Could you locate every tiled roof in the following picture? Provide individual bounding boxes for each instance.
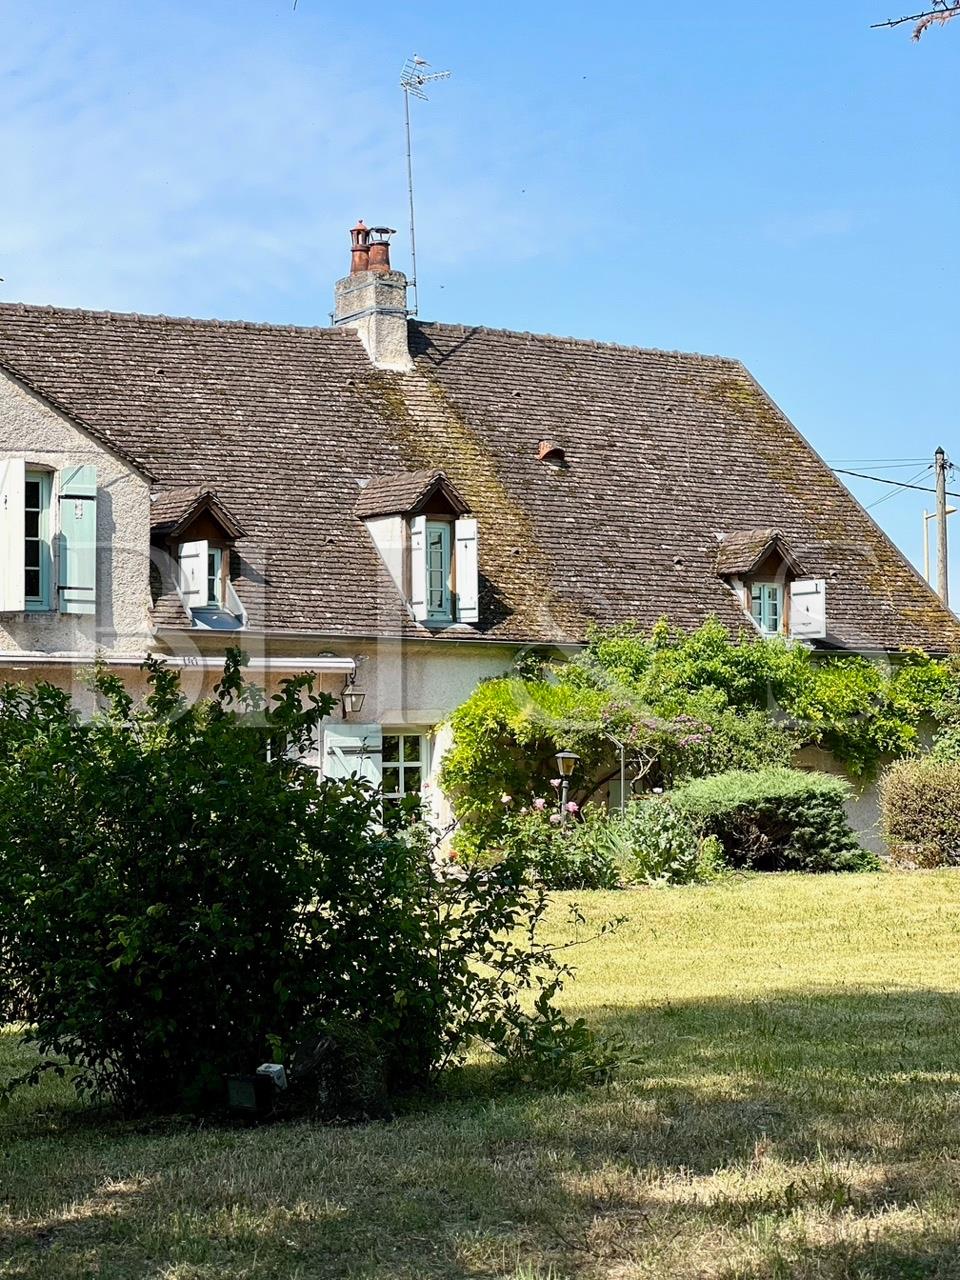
[0,301,956,652]
[716,528,806,577]
[150,484,246,539]
[354,469,470,519]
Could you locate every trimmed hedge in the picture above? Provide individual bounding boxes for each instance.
[671,767,877,872]
[879,758,960,867]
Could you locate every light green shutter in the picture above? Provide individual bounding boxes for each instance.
[0,459,25,613]
[57,465,97,615]
[322,723,383,786]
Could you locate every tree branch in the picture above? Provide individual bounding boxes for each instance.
[872,2,960,37]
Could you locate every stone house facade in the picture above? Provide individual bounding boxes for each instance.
[0,223,956,842]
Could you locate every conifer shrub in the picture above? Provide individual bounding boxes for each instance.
[670,767,877,872]
[879,758,960,867]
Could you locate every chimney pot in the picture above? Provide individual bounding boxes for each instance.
[350,219,370,274]
[368,226,396,274]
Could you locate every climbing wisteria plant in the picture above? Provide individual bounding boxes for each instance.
[440,618,960,853]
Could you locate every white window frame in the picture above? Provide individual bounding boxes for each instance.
[380,731,429,814]
[751,582,782,635]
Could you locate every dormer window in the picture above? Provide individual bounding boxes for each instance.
[150,485,247,630]
[356,469,479,629]
[717,528,825,641]
[750,582,782,636]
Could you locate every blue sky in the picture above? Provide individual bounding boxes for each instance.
[1,1,957,594]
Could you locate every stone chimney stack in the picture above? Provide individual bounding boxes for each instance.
[334,221,413,372]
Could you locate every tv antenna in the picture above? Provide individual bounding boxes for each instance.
[400,54,451,316]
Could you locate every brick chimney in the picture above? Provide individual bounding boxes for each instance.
[333,222,412,372]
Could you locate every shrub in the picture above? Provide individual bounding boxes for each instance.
[493,806,622,890]
[879,758,960,867]
[488,796,718,889]
[670,767,878,872]
[0,654,619,1114]
[576,797,719,886]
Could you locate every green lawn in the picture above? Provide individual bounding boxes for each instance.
[4,871,960,1279]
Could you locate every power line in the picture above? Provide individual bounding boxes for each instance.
[832,467,960,499]
[826,459,929,470]
[865,465,932,510]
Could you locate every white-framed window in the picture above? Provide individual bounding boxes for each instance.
[751,582,782,635]
[207,546,224,606]
[24,470,53,611]
[426,522,452,621]
[381,732,427,817]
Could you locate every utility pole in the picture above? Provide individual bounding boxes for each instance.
[935,446,950,606]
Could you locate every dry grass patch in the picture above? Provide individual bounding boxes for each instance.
[4,870,960,1278]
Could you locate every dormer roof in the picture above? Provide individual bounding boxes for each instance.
[716,528,807,578]
[150,485,246,541]
[354,469,471,520]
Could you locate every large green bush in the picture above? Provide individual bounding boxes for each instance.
[670,767,878,872]
[0,654,616,1114]
[879,758,960,867]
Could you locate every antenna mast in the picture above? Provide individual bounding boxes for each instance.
[400,54,450,317]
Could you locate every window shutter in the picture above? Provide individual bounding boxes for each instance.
[789,578,827,640]
[454,517,479,623]
[57,464,97,615]
[322,723,383,786]
[178,539,207,611]
[409,515,428,621]
[0,459,25,613]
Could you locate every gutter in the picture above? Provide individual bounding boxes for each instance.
[0,651,356,674]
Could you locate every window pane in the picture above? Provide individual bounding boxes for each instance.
[25,568,40,598]
[403,735,422,764]
[24,511,39,539]
[382,764,401,796]
[24,542,40,569]
[382,735,400,763]
[403,767,422,794]
[24,481,40,509]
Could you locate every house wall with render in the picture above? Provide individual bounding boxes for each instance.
[0,370,152,656]
[792,744,884,854]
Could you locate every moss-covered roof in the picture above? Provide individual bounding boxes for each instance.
[0,302,956,652]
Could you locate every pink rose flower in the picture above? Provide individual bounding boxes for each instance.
[565,801,579,814]
[500,793,512,805]
[550,777,562,790]
[549,813,562,825]
[532,797,547,811]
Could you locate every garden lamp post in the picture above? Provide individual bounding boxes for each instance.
[555,750,579,822]
[604,733,627,814]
